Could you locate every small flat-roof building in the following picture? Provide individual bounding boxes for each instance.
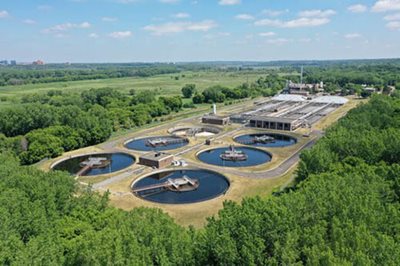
[139,152,174,169]
[202,115,230,126]
[289,89,310,96]
[249,116,300,131]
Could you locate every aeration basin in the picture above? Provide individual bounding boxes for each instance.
[125,136,189,151]
[234,133,297,147]
[52,152,135,176]
[197,146,272,167]
[132,169,229,204]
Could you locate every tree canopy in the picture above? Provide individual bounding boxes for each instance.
[0,88,186,164]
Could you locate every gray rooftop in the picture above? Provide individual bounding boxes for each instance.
[249,116,298,123]
[140,152,173,161]
[203,115,229,120]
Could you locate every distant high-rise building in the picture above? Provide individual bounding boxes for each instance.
[10,60,16,66]
[32,60,45,65]
[0,60,8,66]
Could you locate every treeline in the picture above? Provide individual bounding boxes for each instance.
[1,95,399,264]
[192,74,286,104]
[0,65,180,86]
[0,88,183,164]
[298,95,400,181]
[303,64,400,94]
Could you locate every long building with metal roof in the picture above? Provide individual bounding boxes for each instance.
[231,94,348,131]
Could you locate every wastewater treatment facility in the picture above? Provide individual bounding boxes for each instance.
[48,92,350,208]
[3,0,400,263]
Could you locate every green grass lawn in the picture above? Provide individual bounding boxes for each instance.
[0,70,264,98]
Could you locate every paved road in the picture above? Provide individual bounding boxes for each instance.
[92,166,147,189]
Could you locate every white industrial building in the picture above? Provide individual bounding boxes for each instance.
[232,94,349,131]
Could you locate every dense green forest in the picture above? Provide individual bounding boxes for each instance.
[0,88,182,164]
[192,75,285,104]
[0,64,181,86]
[302,63,400,95]
[1,95,399,264]
[0,74,283,165]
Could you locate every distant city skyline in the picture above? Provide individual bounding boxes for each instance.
[0,0,400,63]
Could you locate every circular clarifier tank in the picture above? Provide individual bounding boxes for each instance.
[52,152,135,176]
[197,146,272,167]
[169,126,221,137]
[132,169,230,204]
[124,136,189,151]
[234,133,297,148]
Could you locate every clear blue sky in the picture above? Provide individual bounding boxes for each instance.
[0,0,399,62]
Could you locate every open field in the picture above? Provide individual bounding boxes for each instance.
[0,70,264,98]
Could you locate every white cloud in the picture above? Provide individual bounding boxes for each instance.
[172,12,190,19]
[219,0,240,6]
[22,19,36,24]
[80,22,91,28]
[298,9,336,18]
[89,33,99,38]
[43,22,91,34]
[255,9,335,28]
[384,12,400,20]
[372,0,400,12]
[258,32,276,37]
[255,17,330,28]
[160,0,180,3]
[254,19,278,27]
[144,20,217,35]
[344,33,362,39]
[109,31,132,38]
[262,9,289,17]
[386,20,400,29]
[266,38,289,45]
[235,14,254,20]
[347,4,368,13]
[203,32,231,39]
[102,17,117,22]
[0,10,9,18]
